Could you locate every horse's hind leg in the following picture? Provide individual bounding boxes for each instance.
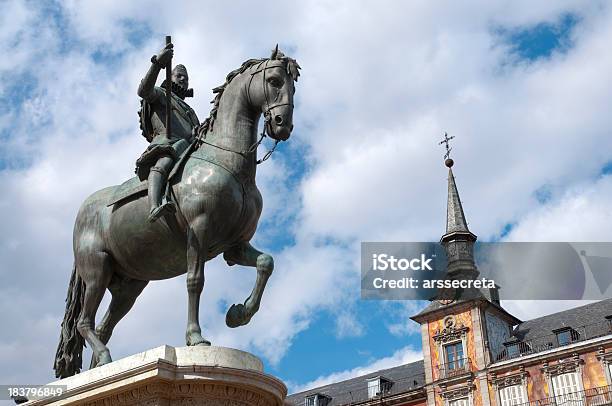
[90,274,148,368]
[223,242,273,327]
[76,251,113,367]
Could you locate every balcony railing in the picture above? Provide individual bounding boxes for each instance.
[436,357,472,379]
[513,385,612,406]
[496,320,612,362]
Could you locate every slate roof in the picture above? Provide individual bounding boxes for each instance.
[285,360,425,405]
[411,291,521,325]
[287,299,612,405]
[444,167,473,235]
[512,299,612,341]
[494,298,612,361]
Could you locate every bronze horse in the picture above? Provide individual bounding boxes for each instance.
[53,48,300,378]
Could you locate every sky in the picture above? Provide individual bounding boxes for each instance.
[1,0,612,398]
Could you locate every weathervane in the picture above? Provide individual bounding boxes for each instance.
[438,132,455,168]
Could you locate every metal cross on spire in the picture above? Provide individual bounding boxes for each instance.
[438,132,455,160]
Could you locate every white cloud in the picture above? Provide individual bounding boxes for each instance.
[385,301,429,337]
[506,175,612,242]
[1,0,612,389]
[502,300,597,321]
[333,309,365,339]
[288,345,422,394]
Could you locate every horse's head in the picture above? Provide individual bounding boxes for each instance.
[247,46,300,141]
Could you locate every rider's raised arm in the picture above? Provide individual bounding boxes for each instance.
[137,43,173,102]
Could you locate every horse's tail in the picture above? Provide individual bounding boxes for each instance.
[53,264,86,378]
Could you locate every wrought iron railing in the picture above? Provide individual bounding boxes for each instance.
[436,357,472,379]
[496,320,612,362]
[513,385,612,406]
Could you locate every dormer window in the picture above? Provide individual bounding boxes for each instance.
[500,340,531,361]
[505,342,520,359]
[554,327,578,346]
[304,393,331,406]
[367,376,393,398]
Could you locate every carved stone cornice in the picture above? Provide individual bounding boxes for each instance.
[83,382,278,406]
[489,368,528,389]
[27,346,285,406]
[541,353,584,377]
[439,382,476,400]
[433,316,469,344]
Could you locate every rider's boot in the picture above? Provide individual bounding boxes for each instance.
[147,167,176,223]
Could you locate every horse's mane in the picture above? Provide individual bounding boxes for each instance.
[197,48,300,137]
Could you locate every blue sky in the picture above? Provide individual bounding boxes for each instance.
[1,0,612,395]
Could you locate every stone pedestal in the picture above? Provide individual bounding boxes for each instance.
[26,345,286,405]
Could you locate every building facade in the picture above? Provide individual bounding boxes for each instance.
[286,160,612,406]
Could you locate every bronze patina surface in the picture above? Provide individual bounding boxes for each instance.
[53,43,300,379]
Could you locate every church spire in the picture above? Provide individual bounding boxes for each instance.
[438,134,478,280]
[442,159,476,239]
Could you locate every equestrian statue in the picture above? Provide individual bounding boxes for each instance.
[53,39,300,378]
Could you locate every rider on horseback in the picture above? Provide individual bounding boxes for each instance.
[136,42,200,222]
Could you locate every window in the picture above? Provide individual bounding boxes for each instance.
[444,342,465,370]
[505,343,520,359]
[305,394,331,406]
[367,377,392,398]
[449,397,469,406]
[500,341,532,361]
[499,385,527,406]
[554,328,578,346]
[551,372,582,403]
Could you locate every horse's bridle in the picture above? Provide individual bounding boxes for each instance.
[248,59,294,119]
[197,59,291,164]
[245,59,293,163]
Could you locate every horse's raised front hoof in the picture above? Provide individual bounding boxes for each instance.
[226,303,250,328]
[186,331,211,346]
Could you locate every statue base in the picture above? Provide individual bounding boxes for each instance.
[26,345,287,406]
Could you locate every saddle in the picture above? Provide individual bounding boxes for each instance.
[106,139,195,207]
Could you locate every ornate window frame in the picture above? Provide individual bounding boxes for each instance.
[439,382,476,406]
[541,353,585,397]
[489,368,529,406]
[434,316,470,344]
[434,316,470,375]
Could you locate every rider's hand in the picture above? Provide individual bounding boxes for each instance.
[156,43,174,67]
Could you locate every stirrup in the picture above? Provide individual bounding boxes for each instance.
[148,201,176,223]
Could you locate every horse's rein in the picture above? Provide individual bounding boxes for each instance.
[196,59,289,164]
